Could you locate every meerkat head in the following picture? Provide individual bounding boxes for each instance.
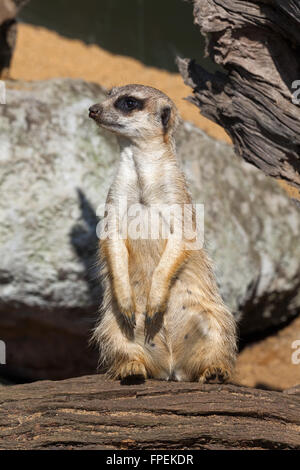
[89,84,179,144]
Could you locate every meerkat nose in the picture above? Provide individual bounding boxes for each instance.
[89,104,102,119]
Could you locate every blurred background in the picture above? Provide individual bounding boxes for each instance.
[10,0,228,141]
[20,0,217,73]
[0,0,299,391]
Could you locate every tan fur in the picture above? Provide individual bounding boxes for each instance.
[89,84,237,383]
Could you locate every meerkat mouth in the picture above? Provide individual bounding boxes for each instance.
[100,120,124,128]
[89,113,124,129]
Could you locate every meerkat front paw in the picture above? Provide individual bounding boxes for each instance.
[144,307,164,343]
[144,284,168,343]
[118,360,147,380]
[120,306,136,331]
[116,295,136,332]
[198,366,231,384]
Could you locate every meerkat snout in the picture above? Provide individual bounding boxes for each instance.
[89,84,179,142]
[89,104,103,119]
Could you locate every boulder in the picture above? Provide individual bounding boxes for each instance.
[0,78,299,381]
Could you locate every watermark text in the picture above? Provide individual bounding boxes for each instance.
[0,340,6,365]
[291,340,300,365]
[0,81,6,105]
[292,80,300,104]
[96,202,204,250]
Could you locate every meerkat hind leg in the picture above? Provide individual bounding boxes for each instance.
[195,321,235,384]
[169,304,236,384]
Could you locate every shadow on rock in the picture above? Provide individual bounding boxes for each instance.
[70,188,102,306]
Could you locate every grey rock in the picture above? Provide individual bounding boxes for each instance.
[0,78,299,380]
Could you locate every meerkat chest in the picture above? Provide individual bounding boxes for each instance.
[111,146,187,241]
[116,163,179,206]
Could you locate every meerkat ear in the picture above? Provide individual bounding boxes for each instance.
[161,106,171,132]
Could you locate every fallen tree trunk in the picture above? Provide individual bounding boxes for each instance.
[0,375,299,450]
[178,0,300,195]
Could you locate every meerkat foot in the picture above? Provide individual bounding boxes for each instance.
[118,360,147,380]
[198,366,230,384]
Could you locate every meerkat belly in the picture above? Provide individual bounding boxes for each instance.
[127,236,173,380]
[128,238,165,310]
[125,201,166,309]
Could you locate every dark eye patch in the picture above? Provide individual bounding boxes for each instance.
[114,95,145,114]
[161,106,171,132]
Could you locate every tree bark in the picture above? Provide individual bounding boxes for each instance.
[178,0,300,193]
[0,0,30,77]
[0,375,299,450]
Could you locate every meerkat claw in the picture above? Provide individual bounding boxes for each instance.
[130,312,136,327]
[122,311,136,331]
[144,311,161,343]
[199,367,231,384]
[144,315,153,343]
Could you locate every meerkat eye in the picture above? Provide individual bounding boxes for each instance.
[114,96,144,113]
[125,98,138,109]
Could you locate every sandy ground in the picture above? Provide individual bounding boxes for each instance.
[7,23,300,390]
[236,316,300,390]
[10,24,230,143]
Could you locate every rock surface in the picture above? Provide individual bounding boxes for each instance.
[0,78,299,380]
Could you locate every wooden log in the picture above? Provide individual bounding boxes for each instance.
[178,0,300,193]
[0,0,30,77]
[0,375,299,450]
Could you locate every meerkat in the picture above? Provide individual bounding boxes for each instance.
[89,84,237,383]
